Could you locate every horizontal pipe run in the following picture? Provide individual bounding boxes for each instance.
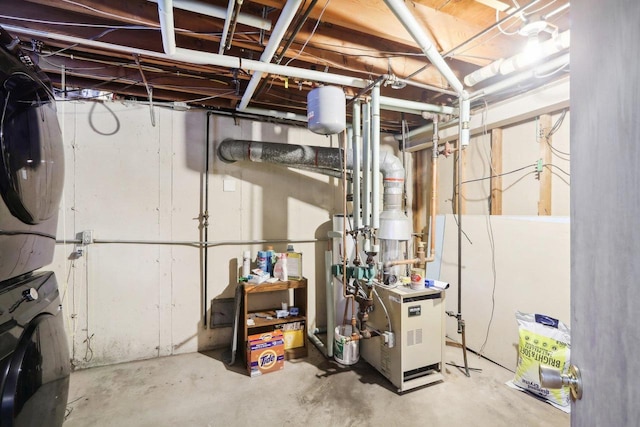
[384,257,420,268]
[379,96,457,116]
[147,0,272,30]
[395,78,458,97]
[464,30,570,87]
[55,238,328,246]
[241,107,307,122]
[470,53,570,100]
[2,25,370,89]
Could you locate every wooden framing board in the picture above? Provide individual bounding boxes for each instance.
[538,114,553,215]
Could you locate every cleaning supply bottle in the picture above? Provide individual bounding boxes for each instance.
[273,253,288,281]
[266,246,275,276]
[256,250,268,273]
[242,250,251,278]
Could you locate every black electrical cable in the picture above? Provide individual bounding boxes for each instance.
[478,213,497,356]
[544,163,570,177]
[460,163,536,185]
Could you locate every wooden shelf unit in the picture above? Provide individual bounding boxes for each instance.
[242,278,308,360]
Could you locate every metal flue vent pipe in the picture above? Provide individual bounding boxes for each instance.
[218,138,410,243]
[218,139,404,181]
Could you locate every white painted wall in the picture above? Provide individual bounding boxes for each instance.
[439,215,570,371]
[52,101,343,368]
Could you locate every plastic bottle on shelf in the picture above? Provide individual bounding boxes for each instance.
[266,246,275,276]
[273,253,288,281]
[242,250,251,278]
[256,250,268,273]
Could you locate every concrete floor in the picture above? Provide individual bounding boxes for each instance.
[64,344,570,427]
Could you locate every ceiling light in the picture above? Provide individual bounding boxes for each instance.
[518,19,548,37]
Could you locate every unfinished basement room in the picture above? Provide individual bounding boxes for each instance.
[1,0,638,426]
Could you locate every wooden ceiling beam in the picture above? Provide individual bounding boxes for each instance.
[251,0,519,66]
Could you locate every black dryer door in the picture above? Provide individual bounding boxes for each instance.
[0,313,70,427]
[0,71,64,225]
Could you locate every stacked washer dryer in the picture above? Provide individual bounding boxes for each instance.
[0,27,70,426]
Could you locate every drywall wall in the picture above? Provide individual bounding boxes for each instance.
[439,214,570,371]
[51,101,344,368]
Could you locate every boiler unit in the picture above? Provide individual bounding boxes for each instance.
[360,285,445,392]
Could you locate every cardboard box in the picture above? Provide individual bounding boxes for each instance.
[246,330,284,377]
[283,329,305,350]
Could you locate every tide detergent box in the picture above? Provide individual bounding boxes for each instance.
[246,330,285,377]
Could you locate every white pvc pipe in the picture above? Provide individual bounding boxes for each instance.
[325,250,334,357]
[219,0,236,54]
[499,30,570,75]
[2,25,370,89]
[157,0,176,55]
[379,96,457,116]
[352,100,362,230]
[173,47,369,87]
[238,0,302,111]
[396,78,458,96]
[460,98,470,147]
[147,0,272,30]
[362,102,371,228]
[464,30,570,87]
[383,0,465,96]
[371,83,381,230]
[241,107,307,122]
[470,53,570,100]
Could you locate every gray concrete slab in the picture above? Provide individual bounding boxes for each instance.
[64,344,569,426]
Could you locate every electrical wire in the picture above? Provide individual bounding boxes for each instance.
[496,9,520,36]
[0,15,156,31]
[284,0,331,66]
[460,163,536,185]
[38,27,120,57]
[478,213,497,356]
[546,168,570,186]
[544,163,570,176]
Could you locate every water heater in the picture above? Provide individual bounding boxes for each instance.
[307,86,346,135]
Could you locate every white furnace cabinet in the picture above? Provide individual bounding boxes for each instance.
[361,286,445,392]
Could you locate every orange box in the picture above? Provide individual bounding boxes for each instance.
[246,330,285,377]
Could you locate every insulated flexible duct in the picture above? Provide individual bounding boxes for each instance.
[218,139,404,181]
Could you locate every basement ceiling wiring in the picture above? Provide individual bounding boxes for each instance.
[284,0,331,67]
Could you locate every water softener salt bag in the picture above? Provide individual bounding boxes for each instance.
[512,311,571,408]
